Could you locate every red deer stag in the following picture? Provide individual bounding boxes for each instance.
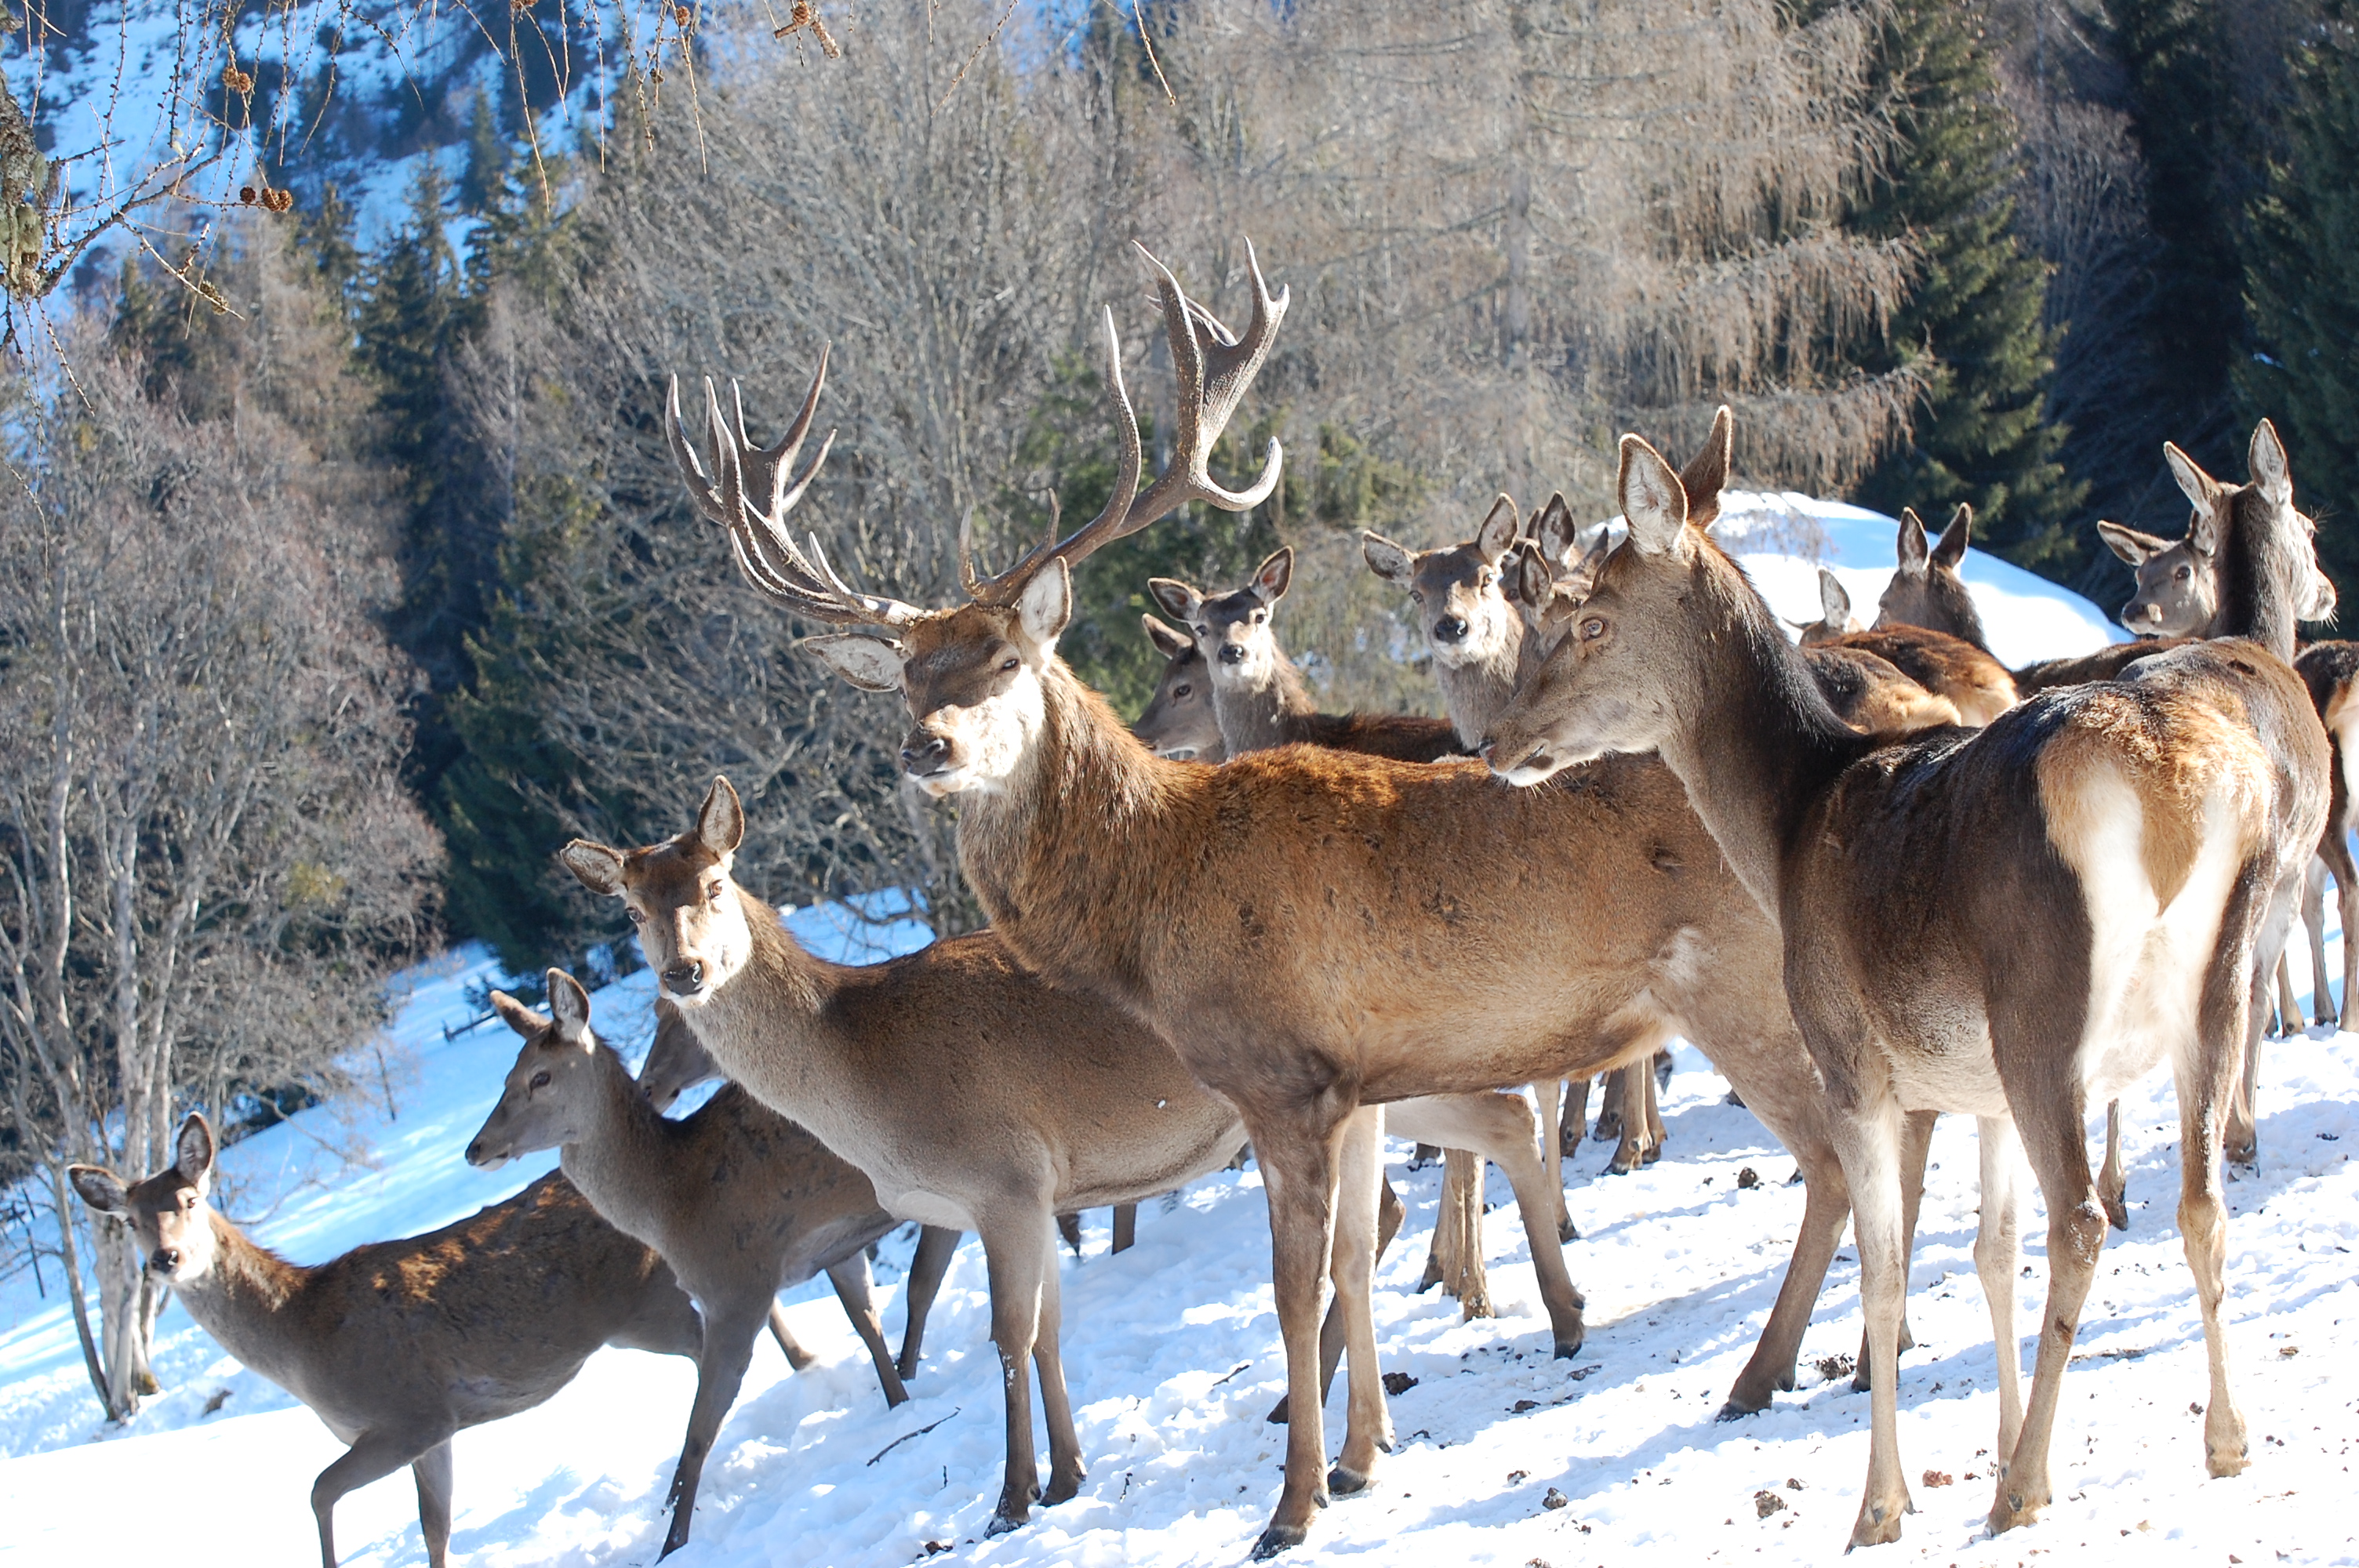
[673,243,1948,1555]
[1483,430,2325,1548]
[70,1118,706,1568]
[466,974,939,1555]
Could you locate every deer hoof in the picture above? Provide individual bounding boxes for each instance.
[2103,1192,2130,1232]
[1553,1332,1584,1360]
[1329,1463,1373,1495]
[1044,1467,1084,1507]
[1264,1392,1292,1425]
[658,1523,691,1560]
[1847,1496,1907,1549]
[1714,1396,1762,1422]
[1558,1217,1580,1243]
[1252,1523,1309,1559]
[1986,1486,2042,1534]
[985,1511,1027,1538]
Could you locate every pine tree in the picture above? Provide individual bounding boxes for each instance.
[2240,2,2359,600]
[457,93,513,217]
[296,183,365,325]
[1847,0,2084,572]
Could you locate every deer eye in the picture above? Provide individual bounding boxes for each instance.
[625,907,645,925]
[1479,571,1494,587]
[1172,684,1191,699]
[999,657,1020,673]
[529,1070,551,1091]
[2174,566,2190,580]
[706,884,725,905]
[1252,611,1267,625]
[1582,618,1606,641]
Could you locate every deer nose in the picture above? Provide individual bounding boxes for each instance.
[1476,738,1496,763]
[463,1139,485,1166]
[663,959,705,994]
[1217,643,1246,666]
[1434,615,1469,644]
[900,735,951,775]
[151,1247,181,1273]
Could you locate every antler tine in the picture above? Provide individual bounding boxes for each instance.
[664,373,735,528]
[1124,238,1287,531]
[965,307,1144,606]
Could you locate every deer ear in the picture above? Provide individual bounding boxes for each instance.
[1818,567,1852,629]
[1532,493,1576,564]
[68,1164,129,1217]
[2096,520,2165,565]
[561,840,627,897]
[1617,435,1688,555]
[802,633,907,693]
[1142,613,1191,660]
[176,1115,216,1194]
[1251,547,1293,605]
[547,971,593,1046]
[1147,577,1201,624]
[1475,495,1520,562]
[489,989,551,1039]
[698,775,745,856]
[1677,405,1733,528]
[1932,503,1972,570]
[1016,557,1072,651]
[1361,531,1414,584]
[1508,541,1550,610]
[2249,418,2293,508]
[2186,503,2221,559]
[1894,510,1931,576]
[2165,442,2218,510]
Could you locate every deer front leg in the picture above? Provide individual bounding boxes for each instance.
[980,1214,1054,1535]
[826,1254,911,1407]
[1855,1108,1933,1388]
[1972,1117,2026,1462]
[313,1429,447,1568]
[1249,1109,1350,1559]
[1329,1107,1393,1494]
[2303,855,2333,1026]
[1834,1098,1913,1549]
[2098,1100,2129,1232]
[662,1306,764,1557]
[896,1225,961,1381]
[1721,1142,1846,1417]
[1605,1060,1652,1174]
[1030,1229,1087,1507]
[1641,1064,1667,1164]
[1267,1177,1403,1426]
[1112,1203,1138,1254]
[1560,1077,1590,1156]
[412,1441,454,1568]
[1390,1093,1584,1356]
[1535,1080,1576,1241]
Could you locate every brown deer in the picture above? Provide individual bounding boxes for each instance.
[2099,518,2217,638]
[561,775,1584,1537]
[1482,429,2325,1548]
[465,974,936,1555]
[70,1117,707,1568]
[1873,503,1987,648]
[2292,641,2359,1029]
[1131,613,1227,762]
[671,245,1948,1555]
[1799,578,2016,724]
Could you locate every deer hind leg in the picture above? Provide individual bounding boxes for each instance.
[1247,1103,1354,1559]
[1560,1076,1590,1156]
[1112,1203,1138,1254]
[1268,1176,1404,1427]
[2232,860,2305,1165]
[1836,1091,1915,1549]
[1605,1060,1652,1174]
[827,1254,911,1407]
[980,1212,1056,1534]
[896,1225,961,1381]
[1418,1150,1490,1316]
[2303,855,2333,1025]
[662,1305,765,1557]
[1641,1063,1667,1164]
[2335,835,2359,1032]
[313,1428,446,1568]
[1593,1069,1625,1146]
[1329,1107,1394,1494]
[766,1301,817,1370]
[1722,1139,1848,1418]
[1390,1093,1584,1356]
[1855,1108,1934,1388]
[2098,1100,2130,1231]
[1030,1229,1087,1507]
[1534,1080,1576,1241]
[412,1441,454,1568]
[1972,1116,2026,1462]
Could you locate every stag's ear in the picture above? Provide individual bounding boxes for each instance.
[1016,558,1072,651]
[2165,441,2219,510]
[1142,613,1192,661]
[1532,493,1577,564]
[1894,509,1931,577]
[802,633,908,693]
[1818,568,1852,630]
[2250,418,2294,508]
[1251,547,1294,606]
[1932,503,1972,570]
[547,971,593,1046]
[1617,436,1688,555]
[561,840,627,897]
[1475,495,1520,562]
[176,1115,216,1194]
[2096,520,2166,566]
[697,776,745,857]
[68,1164,129,1216]
[1361,531,1414,584]
[489,989,551,1040]
[1677,405,1733,528]
[1147,577,1202,625]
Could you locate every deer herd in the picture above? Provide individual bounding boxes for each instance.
[64,241,2357,1564]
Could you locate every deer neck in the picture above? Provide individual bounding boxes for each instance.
[1443,629,1535,750]
[955,659,1168,1010]
[1932,579,1990,652]
[1213,644,1317,755]
[674,891,844,1114]
[168,1216,310,1377]
[2208,497,2300,662]
[1645,556,1873,918]
[555,1044,679,1248]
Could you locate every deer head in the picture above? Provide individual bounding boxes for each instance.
[636,1003,722,1113]
[2165,419,2337,627]
[1361,495,1525,668]
[1795,568,1863,647]
[2098,519,2214,637]
[69,1116,224,1285]
[562,777,755,1007]
[1148,546,1293,694]
[1874,503,1982,644]
[466,971,605,1167]
[1132,614,1226,762]
[664,243,1287,798]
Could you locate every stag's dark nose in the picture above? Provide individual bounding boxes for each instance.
[663,960,705,994]
[464,1139,485,1166]
[1218,643,1246,666]
[900,735,951,775]
[1434,615,1469,644]
[151,1247,181,1272]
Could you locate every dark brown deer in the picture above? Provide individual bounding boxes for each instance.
[466,974,936,1555]
[562,775,1584,1538]
[671,245,1948,1555]
[1873,503,1987,648]
[70,1117,706,1568]
[1799,579,2016,725]
[1483,430,2325,1548]
[1131,613,1227,762]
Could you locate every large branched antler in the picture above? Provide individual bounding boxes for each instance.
[963,238,1289,608]
[663,352,923,630]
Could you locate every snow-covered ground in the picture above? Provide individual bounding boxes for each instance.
[4,511,2355,1568]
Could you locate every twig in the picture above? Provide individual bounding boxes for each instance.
[936,0,1018,112]
[1209,1359,1252,1388]
[867,1406,961,1466]
[1129,0,1175,107]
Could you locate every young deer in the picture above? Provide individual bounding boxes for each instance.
[71,1118,705,1568]
[562,775,1583,1537]
[466,974,934,1556]
[1873,503,1988,649]
[2099,518,2216,638]
[678,246,1945,1554]
[1131,613,1227,762]
[1485,429,2325,1548]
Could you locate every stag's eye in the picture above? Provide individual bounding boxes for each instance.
[1582,618,1606,641]
[706,884,725,905]
[529,1070,551,1091]
[2175,566,2191,581]
[1172,684,1191,699]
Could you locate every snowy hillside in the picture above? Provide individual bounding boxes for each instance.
[5,514,2356,1568]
